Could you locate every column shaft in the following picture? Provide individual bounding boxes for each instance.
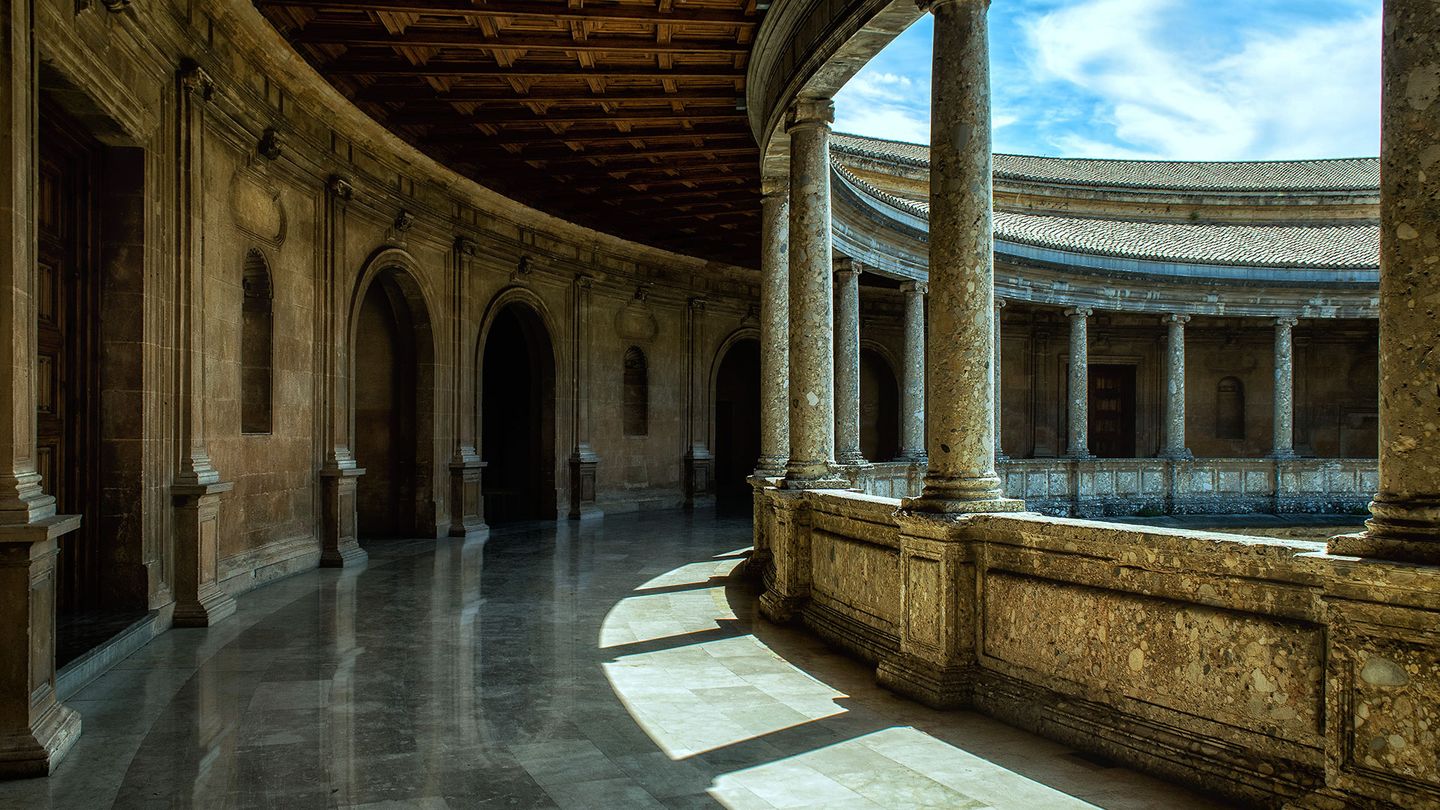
[993,298,1005,460]
[756,182,789,475]
[569,275,600,519]
[899,282,926,462]
[834,259,865,464]
[1066,307,1092,459]
[1272,317,1297,459]
[782,99,843,487]
[1162,314,1191,459]
[1330,0,1440,562]
[906,0,1018,512]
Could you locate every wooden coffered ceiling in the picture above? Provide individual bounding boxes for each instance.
[254,0,763,265]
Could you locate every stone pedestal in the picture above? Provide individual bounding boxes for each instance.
[0,517,83,778]
[757,488,810,623]
[756,181,790,476]
[1329,0,1440,564]
[1160,314,1192,459]
[1271,317,1298,460]
[902,0,1021,515]
[1065,307,1093,459]
[876,512,976,708]
[320,467,368,568]
[683,450,714,510]
[172,482,237,627]
[448,457,487,538]
[568,449,602,521]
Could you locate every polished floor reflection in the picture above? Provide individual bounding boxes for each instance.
[1,512,1225,809]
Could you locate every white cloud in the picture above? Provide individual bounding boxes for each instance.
[833,68,931,143]
[1021,0,1380,159]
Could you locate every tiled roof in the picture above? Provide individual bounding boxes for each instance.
[834,164,1380,270]
[831,133,1380,193]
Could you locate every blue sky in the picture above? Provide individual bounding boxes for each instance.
[831,0,1381,159]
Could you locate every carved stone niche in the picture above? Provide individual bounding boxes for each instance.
[616,287,658,343]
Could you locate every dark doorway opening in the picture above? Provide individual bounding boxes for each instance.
[40,97,148,668]
[859,349,901,462]
[354,270,433,539]
[714,339,761,511]
[481,303,557,523]
[1089,364,1137,458]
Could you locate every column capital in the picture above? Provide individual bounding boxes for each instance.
[1164,313,1191,325]
[920,0,991,11]
[1275,316,1299,329]
[573,273,595,290]
[328,174,355,201]
[900,281,928,295]
[1064,306,1093,319]
[688,296,707,313]
[454,235,479,257]
[761,176,788,198]
[786,98,834,131]
[178,59,214,100]
[833,256,863,278]
[994,297,1007,311]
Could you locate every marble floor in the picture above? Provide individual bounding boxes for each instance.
[1,512,1228,809]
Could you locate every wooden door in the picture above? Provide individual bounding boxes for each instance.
[1088,364,1136,458]
[37,102,99,614]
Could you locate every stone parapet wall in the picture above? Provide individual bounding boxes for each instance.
[755,487,1440,808]
[848,458,1376,518]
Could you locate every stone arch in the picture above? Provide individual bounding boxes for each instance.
[623,346,649,437]
[241,248,274,434]
[475,287,560,523]
[347,247,440,538]
[710,327,763,505]
[859,339,902,462]
[1216,376,1246,441]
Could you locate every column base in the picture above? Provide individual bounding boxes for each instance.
[758,590,806,624]
[448,457,489,539]
[1158,449,1193,460]
[0,701,81,779]
[568,452,602,521]
[902,476,1024,515]
[876,655,973,710]
[320,467,368,569]
[684,450,712,509]
[836,450,869,466]
[172,482,237,628]
[1271,450,1298,460]
[753,456,788,478]
[1328,496,1440,564]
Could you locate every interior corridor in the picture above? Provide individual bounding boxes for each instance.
[0,513,1223,809]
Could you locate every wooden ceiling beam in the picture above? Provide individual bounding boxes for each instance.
[524,145,757,164]
[325,60,742,79]
[420,125,751,147]
[389,105,743,127]
[292,25,751,55]
[358,86,742,105]
[256,0,758,27]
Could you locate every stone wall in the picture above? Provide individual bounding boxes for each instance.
[29,0,757,608]
[757,488,1440,808]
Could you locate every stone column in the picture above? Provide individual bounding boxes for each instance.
[993,298,1006,460]
[834,257,867,465]
[1272,316,1298,459]
[318,175,366,568]
[448,237,486,538]
[755,179,789,476]
[568,274,601,520]
[0,0,81,776]
[171,62,236,627]
[1065,307,1093,459]
[1330,0,1440,563]
[782,99,844,488]
[1161,314,1192,459]
[683,297,715,504]
[901,0,1019,514]
[899,282,926,462]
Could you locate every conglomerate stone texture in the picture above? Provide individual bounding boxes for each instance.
[757,185,790,475]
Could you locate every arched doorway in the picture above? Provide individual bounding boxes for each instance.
[353,267,435,539]
[714,338,761,510]
[860,347,901,462]
[480,301,557,523]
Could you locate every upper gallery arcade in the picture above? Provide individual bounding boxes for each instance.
[0,0,1435,807]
